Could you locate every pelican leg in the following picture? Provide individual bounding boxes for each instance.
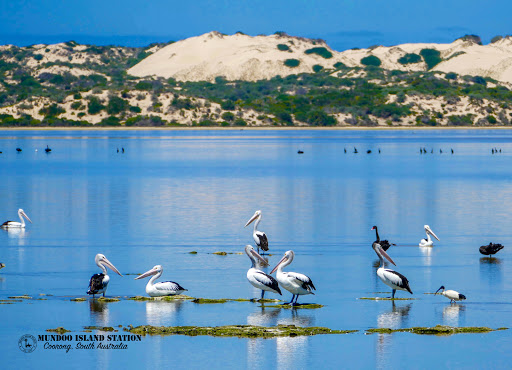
[285,295,295,305]
[293,295,300,305]
[391,289,396,299]
[103,292,105,297]
[260,290,265,300]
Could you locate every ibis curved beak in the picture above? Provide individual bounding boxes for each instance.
[378,245,396,266]
[250,249,268,267]
[427,227,440,241]
[21,211,32,224]
[270,255,288,274]
[135,268,158,280]
[435,286,444,295]
[245,213,259,227]
[102,257,122,276]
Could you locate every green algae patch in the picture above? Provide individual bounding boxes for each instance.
[128,295,194,301]
[124,324,356,338]
[264,303,324,309]
[212,251,227,255]
[71,298,87,302]
[1,299,21,303]
[84,326,117,332]
[189,251,198,254]
[192,298,228,304]
[97,297,120,302]
[47,327,71,334]
[8,295,32,299]
[358,297,416,301]
[366,325,507,336]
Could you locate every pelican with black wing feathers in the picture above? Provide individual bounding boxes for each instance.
[373,242,413,299]
[419,225,440,247]
[135,265,187,297]
[245,210,269,254]
[87,254,122,298]
[270,250,315,305]
[1,209,32,229]
[245,245,281,300]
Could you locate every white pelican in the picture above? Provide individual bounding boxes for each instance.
[1,209,32,229]
[435,286,466,303]
[135,265,187,297]
[270,250,315,305]
[373,242,413,299]
[419,225,440,247]
[371,225,395,251]
[245,210,269,254]
[87,254,122,298]
[245,245,281,300]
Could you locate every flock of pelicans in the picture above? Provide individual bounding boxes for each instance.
[1,208,505,305]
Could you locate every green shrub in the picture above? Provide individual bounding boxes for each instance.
[88,96,104,115]
[333,62,346,69]
[73,93,82,100]
[107,96,128,115]
[472,76,486,86]
[487,115,497,124]
[360,55,381,67]
[233,118,247,126]
[220,100,235,110]
[277,111,293,124]
[457,34,482,45]
[398,53,421,65]
[70,101,83,110]
[39,104,65,117]
[135,81,154,90]
[445,72,458,80]
[221,111,235,121]
[277,44,290,51]
[448,114,473,126]
[129,106,141,113]
[312,64,323,73]
[305,47,333,59]
[420,49,442,69]
[100,116,121,126]
[33,54,43,61]
[284,59,300,68]
[491,35,503,44]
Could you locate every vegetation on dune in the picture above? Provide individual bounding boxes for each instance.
[361,55,381,67]
[284,58,300,68]
[305,47,333,59]
[277,44,290,51]
[398,53,422,65]
[420,49,442,70]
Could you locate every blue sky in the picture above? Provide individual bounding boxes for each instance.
[1,0,511,50]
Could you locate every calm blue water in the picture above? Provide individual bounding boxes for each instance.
[1,129,511,368]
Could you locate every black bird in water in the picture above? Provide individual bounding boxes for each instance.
[117,148,119,153]
[297,150,304,154]
[492,149,495,154]
[354,147,358,154]
[451,149,454,154]
[371,225,396,251]
[431,149,433,154]
[344,148,347,153]
[367,150,372,154]
[122,147,125,153]
[45,145,51,153]
[16,148,22,152]
[479,242,504,257]
[378,148,381,153]
[440,149,443,154]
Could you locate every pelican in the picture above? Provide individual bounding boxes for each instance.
[245,245,281,300]
[419,225,440,247]
[435,286,466,303]
[245,210,269,254]
[270,250,315,305]
[479,242,504,257]
[373,242,413,299]
[371,225,395,251]
[87,254,122,298]
[135,265,187,297]
[1,209,32,229]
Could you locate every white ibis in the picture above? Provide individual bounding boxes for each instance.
[135,265,187,297]
[245,245,281,300]
[1,209,32,229]
[419,225,440,247]
[372,242,413,299]
[435,286,466,303]
[245,210,269,254]
[270,250,315,305]
[87,254,122,298]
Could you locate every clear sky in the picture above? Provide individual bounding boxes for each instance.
[1,0,511,50]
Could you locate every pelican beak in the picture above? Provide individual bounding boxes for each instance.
[428,228,440,241]
[250,249,268,267]
[270,255,287,274]
[135,268,158,280]
[102,257,122,276]
[379,246,396,266]
[245,213,258,227]
[21,211,32,223]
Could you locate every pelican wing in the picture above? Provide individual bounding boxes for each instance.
[383,269,412,294]
[254,271,281,294]
[155,281,187,293]
[256,232,269,251]
[87,273,105,294]
[287,272,316,291]
[1,221,13,227]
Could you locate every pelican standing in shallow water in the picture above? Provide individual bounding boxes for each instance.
[435,286,466,303]
[270,250,315,305]
[419,225,440,247]
[135,265,187,297]
[87,254,122,298]
[245,210,269,254]
[245,245,281,300]
[1,209,32,229]
[373,242,413,299]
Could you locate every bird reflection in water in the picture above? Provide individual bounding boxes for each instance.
[145,300,184,326]
[419,246,433,266]
[89,300,109,326]
[443,304,465,326]
[479,257,503,287]
[376,302,413,367]
[247,306,281,327]
[6,228,28,246]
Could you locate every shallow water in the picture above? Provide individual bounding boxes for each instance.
[1,129,511,367]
